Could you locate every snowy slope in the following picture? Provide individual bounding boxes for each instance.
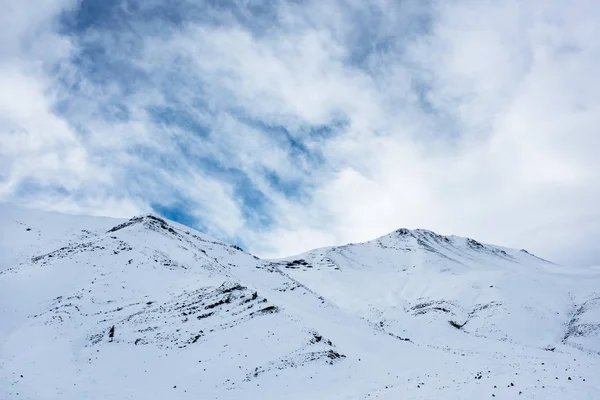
[0,206,124,272]
[275,229,600,354]
[1,206,599,399]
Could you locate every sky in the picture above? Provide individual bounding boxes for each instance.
[1,0,599,266]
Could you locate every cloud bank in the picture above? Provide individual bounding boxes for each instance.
[1,0,599,266]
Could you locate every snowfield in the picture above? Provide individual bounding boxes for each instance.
[1,205,599,399]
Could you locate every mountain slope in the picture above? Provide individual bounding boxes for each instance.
[0,206,123,272]
[1,206,599,399]
[274,228,600,354]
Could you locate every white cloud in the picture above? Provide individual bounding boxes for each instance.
[0,0,99,201]
[239,0,600,265]
[1,0,599,266]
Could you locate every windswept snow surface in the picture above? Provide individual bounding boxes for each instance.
[1,205,599,399]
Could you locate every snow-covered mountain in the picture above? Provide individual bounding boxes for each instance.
[1,205,599,399]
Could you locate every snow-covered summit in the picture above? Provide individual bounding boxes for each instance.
[366,226,546,264]
[1,205,599,399]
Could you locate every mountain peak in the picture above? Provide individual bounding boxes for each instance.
[107,214,175,233]
[1,207,598,400]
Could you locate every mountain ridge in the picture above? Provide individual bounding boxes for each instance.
[1,205,599,399]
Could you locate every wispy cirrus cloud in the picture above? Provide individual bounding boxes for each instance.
[1,0,599,266]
